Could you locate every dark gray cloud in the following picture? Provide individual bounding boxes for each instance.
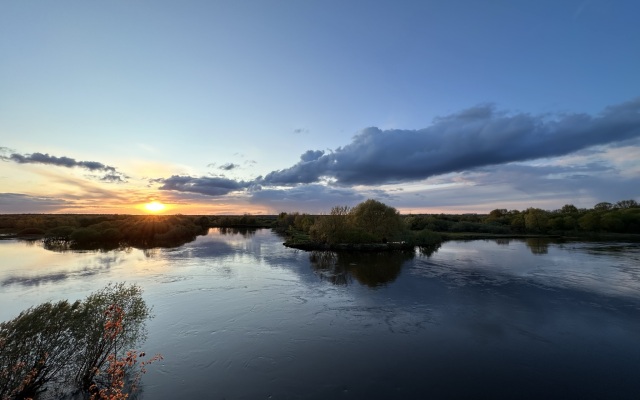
[157,175,249,196]
[0,193,71,213]
[261,98,640,186]
[220,163,239,171]
[300,150,325,162]
[249,184,364,212]
[1,151,128,182]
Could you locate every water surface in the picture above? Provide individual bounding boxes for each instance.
[1,230,639,399]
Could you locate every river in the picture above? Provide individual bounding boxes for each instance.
[1,228,640,399]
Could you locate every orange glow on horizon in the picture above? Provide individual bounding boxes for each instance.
[143,201,166,213]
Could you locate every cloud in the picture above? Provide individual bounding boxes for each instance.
[220,163,239,171]
[300,150,325,162]
[249,184,365,212]
[156,175,249,196]
[261,98,640,186]
[385,156,640,213]
[293,128,310,134]
[0,193,71,213]
[1,151,128,182]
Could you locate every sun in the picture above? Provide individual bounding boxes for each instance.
[144,201,166,213]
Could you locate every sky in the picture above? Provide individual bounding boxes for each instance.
[1,0,639,215]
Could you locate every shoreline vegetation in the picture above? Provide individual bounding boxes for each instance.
[0,198,639,252]
[0,283,159,399]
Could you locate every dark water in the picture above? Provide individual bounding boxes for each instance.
[1,229,640,399]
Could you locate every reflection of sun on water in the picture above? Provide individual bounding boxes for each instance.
[144,201,166,213]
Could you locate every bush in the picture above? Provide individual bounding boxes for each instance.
[0,283,156,399]
[0,300,82,399]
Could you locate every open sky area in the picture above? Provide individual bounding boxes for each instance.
[1,0,639,215]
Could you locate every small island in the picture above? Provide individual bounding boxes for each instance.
[274,198,640,251]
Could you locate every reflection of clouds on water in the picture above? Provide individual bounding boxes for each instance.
[411,240,640,301]
[155,228,270,263]
[2,272,69,286]
[1,254,124,287]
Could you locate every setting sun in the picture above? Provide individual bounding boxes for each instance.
[144,201,166,213]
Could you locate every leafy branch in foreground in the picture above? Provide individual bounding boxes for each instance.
[0,283,160,400]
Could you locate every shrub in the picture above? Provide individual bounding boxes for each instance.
[0,283,156,399]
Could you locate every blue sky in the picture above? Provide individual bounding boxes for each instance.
[1,0,639,214]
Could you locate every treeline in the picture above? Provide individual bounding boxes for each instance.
[0,214,211,250]
[209,214,276,228]
[275,199,640,248]
[405,199,640,236]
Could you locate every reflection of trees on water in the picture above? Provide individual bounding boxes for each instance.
[495,239,511,246]
[525,238,550,254]
[19,238,39,247]
[418,243,441,257]
[218,227,257,237]
[42,238,127,253]
[309,250,415,287]
[310,252,349,285]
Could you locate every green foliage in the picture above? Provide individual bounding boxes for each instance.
[579,212,601,231]
[350,199,404,243]
[0,284,152,398]
[0,300,82,399]
[2,214,211,250]
[74,283,151,390]
[212,214,274,229]
[524,208,549,233]
[594,202,613,211]
[616,199,639,209]
[560,204,578,214]
[309,206,352,244]
[411,229,442,246]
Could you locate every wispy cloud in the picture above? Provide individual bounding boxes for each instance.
[1,150,128,182]
[219,163,239,171]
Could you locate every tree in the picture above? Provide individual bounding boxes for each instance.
[560,204,578,214]
[0,283,155,399]
[309,206,351,244]
[0,300,82,399]
[74,283,151,390]
[524,208,549,233]
[510,213,526,233]
[350,199,404,243]
[594,202,613,211]
[579,212,601,231]
[615,199,639,209]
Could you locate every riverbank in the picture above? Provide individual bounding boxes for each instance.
[283,230,640,252]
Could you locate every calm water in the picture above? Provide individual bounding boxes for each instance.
[1,229,640,399]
